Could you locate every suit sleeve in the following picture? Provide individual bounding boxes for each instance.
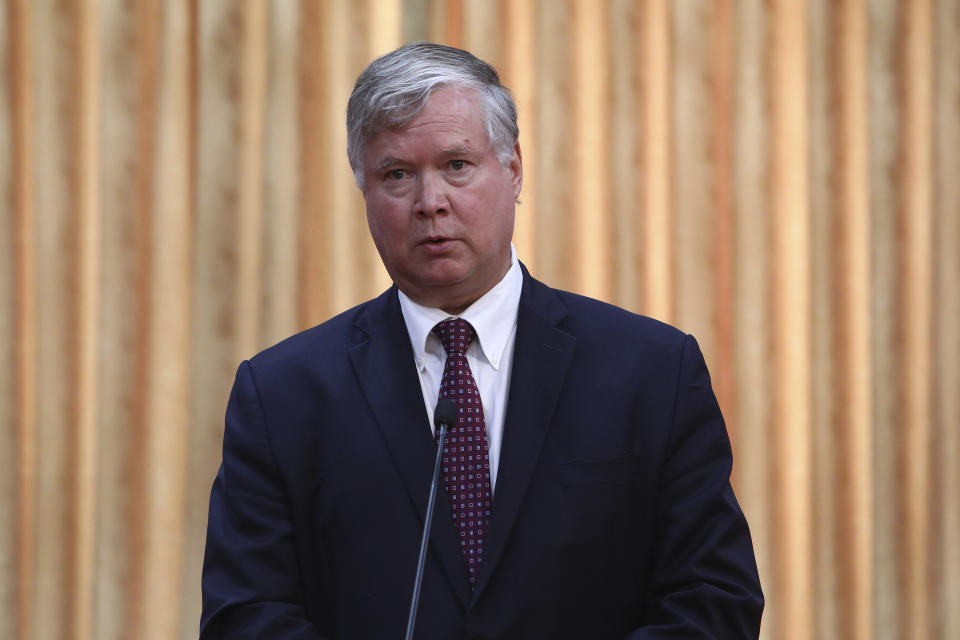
[200,361,327,639]
[626,335,764,639]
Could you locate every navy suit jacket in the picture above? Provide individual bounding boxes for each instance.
[200,267,763,639]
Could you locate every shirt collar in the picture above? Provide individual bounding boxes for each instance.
[399,244,522,371]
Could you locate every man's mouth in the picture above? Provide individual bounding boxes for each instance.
[419,236,456,253]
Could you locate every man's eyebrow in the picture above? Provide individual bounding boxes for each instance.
[441,143,473,155]
[374,157,401,171]
[373,144,473,171]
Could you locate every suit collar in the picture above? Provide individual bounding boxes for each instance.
[348,288,473,608]
[470,265,576,605]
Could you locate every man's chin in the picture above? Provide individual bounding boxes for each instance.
[397,271,475,308]
[416,261,470,287]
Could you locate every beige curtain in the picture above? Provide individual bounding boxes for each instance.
[2,1,958,639]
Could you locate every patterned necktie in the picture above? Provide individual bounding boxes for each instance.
[432,318,492,586]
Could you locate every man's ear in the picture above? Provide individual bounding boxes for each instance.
[510,141,523,199]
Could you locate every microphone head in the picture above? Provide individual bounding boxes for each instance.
[434,397,458,429]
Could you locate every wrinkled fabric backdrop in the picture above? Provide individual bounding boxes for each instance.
[1,1,958,639]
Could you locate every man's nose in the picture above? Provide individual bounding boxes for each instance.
[414,171,448,216]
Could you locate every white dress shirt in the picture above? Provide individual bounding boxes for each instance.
[398,245,523,493]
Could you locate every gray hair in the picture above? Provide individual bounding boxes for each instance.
[346,42,519,188]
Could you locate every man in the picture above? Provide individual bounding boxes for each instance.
[201,42,763,639]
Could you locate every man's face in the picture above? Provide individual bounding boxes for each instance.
[361,86,522,314]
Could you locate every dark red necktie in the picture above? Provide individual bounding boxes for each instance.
[433,318,492,586]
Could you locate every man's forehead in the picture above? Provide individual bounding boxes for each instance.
[362,88,490,168]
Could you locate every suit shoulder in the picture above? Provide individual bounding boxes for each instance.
[551,288,686,347]
[246,290,391,372]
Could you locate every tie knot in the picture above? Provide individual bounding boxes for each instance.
[433,318,475,356]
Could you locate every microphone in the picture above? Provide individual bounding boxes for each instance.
[405,397,458,640]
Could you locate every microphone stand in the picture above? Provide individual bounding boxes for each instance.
[404,398,457,640]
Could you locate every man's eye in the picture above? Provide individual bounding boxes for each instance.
[450,159,465,170]
[388,169,406,180]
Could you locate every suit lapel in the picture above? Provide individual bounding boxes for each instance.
[470,270,576,605]
[347,289,472,608]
